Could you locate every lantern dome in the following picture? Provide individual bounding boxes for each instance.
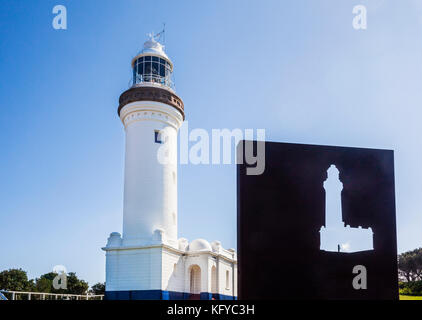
[141,38,169,60]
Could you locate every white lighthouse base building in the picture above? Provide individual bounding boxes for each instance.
[103,236,237,300]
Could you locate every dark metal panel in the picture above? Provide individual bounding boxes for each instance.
[237,141,398,300]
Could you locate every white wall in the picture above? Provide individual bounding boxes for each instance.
[184,252,237,296]
[120,101,183,248]
[105,247,162,291]
[216,257,236,296]
[163,249,185,292]
[184,254,209,294]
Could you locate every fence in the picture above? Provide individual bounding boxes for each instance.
[0,290,104,300]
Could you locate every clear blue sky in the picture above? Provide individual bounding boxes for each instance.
[1,0,421,286]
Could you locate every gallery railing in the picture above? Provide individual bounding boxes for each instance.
[131,74,174,90]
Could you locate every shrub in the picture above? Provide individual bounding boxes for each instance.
[399,280,422,296]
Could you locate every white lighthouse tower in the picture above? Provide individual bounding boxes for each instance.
[103,35,237,300]
[119,36,184,248]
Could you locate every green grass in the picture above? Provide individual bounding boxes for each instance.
[400,295,422,300]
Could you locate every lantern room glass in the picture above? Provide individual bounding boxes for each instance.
[133,55,173,89]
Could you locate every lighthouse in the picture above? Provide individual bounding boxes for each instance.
[118,35,184,248]
[103,35,237,300]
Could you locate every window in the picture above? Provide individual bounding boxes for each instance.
[211,266,217,293]
[144,62,152,75]
[190,265,201,294]
[225,270,230,289]
[137,62,143,75]
[154,130,163,144]
[152,62,159,75]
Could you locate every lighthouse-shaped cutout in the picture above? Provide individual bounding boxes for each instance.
[319,165,374,253]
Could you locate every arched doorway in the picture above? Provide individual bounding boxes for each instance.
[211,266,217,294]
[189,265,201,298]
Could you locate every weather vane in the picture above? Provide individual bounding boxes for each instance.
[147,23,166,44]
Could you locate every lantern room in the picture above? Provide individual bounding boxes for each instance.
[131,36,174,90]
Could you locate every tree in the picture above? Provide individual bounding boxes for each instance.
[34,272,59,293]
[0,269,34,291]
[398,248,422,282]
[33,272,89,295]
[90,282,105,295]
[0,269,90,296]
[35,277,52,293]
[66,272,89,295]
